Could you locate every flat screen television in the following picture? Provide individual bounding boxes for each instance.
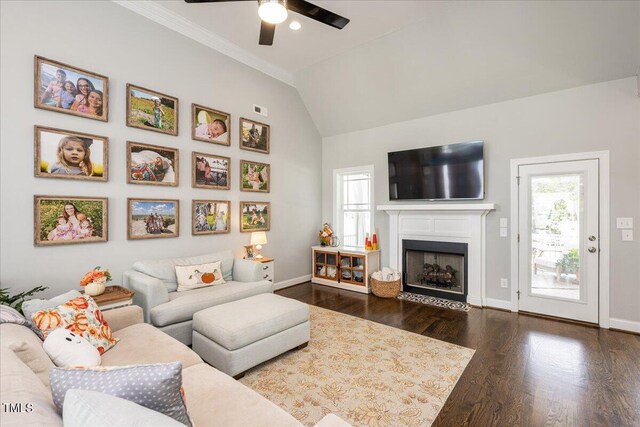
[388,141,484,200]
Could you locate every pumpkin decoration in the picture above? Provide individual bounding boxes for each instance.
[32,309,62,333]
[63,296,89,311]
[189,269,219,284]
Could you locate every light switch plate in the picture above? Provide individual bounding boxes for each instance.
[500,218,508,228]
[500,278,508,288]
[616,217,633,229]
[500,227,508,237]
[622,230,633,241]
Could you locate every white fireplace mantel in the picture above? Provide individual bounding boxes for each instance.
[377,203,496,306]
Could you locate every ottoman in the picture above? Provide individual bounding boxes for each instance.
[192,293,310,378]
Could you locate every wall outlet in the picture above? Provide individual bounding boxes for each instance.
[500,227,508,237]
[500,218,508,228]
[616,217,633,229]
[622,230,633,241]
[500,278,508,288]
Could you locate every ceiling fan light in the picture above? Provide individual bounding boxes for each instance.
[289,20,301,30]
[258,0,288,25]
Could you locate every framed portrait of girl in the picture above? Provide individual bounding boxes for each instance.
[192,200,231,235]
[34,126,108,182]
[240,160,270,193]
[192,104,231,146]
[240,118,269,154]
[192,152,230,190]
[34,196,108,246]
[126,84,179,136]
[127,141,179,187]
[240,201,270,232]
[34,56,109,122]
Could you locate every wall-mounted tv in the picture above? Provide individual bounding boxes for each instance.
[388,141,484,201]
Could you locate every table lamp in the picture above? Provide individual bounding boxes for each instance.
[250,231,267,259]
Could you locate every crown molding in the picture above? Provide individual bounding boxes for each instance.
[113,0,295,87]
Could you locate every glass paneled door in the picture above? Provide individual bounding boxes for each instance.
[517,159,599,323]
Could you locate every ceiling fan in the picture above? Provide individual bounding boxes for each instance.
[184,0,350,46]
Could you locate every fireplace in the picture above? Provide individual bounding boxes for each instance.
[402,240,468,302]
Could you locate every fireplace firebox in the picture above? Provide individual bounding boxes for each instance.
[402,240,468,302]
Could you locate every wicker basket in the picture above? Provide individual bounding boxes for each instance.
[371,277,401,298]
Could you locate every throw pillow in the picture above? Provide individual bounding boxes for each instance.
[43,328,101,368]
[0,304,45,339]
[63,389,184,427]
[31,295,118,354]
[50,362,191,426]
[22,290,82,321]
[175,261,225,292]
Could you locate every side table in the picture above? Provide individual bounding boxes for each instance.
[82,285,134,311]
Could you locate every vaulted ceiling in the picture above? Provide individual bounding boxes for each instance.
[118,1,640,137]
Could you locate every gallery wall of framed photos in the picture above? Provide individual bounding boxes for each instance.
[1,0,322,296]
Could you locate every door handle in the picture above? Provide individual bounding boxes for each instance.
[588,247,597,253]
[588,235,597,241]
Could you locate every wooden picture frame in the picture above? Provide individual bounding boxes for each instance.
[34,125,108,182]
[127,198,179,240]
[192,152,230,190]
[126,141,179,187]
[192,200,231,235]
[126,84,179,136]
[240,160,270,193]
[240,118,270,154]
[192,103,231,146]
[34,195,108,246]
[240,201,270,232]
[34,56,109,122]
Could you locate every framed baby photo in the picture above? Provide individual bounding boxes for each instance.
[192,152,230,190]
[192,104,231,146]
[192,200,231,235]
[240,118,270,154]
[127,141,179,187]
[34,125,108,182]
[34,56,109,122]
[240,201,270,232]
[240,160,270,193]
[34,196,108,247]
[126,84,179,136]
[127,198,179,240]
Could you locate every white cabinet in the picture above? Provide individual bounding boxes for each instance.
[257,258,274,283]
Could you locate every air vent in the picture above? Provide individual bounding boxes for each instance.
[253,104,268,117]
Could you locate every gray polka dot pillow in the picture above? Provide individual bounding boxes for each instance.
[50,361,191,426]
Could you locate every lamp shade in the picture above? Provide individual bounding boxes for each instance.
[250,231,267,246]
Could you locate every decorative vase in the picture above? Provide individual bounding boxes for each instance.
[84,281,106,296]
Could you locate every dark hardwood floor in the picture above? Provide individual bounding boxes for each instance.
[277,282,640,427]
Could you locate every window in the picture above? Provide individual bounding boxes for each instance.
[334,166,374,247]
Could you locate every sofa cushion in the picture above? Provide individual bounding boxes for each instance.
[175,261,225,292]
[192,294,309,351]
[0,345,62,426]
[0,323,55,386]
[63,389,184,427]
[133,251,234,292]
[0,304,45,340]
[103,323,202,369]
[22,290,81,321]
[182,363,302,427]
[150,281,272,327]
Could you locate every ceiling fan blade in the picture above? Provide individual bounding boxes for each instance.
[286,0,349,29]
[259,21,276,45]
[184,0,253,3]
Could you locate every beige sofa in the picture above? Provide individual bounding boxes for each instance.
[0,305,350,427]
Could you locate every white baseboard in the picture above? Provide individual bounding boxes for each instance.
[609,318,640,334]
[274,274,311,291]
[484,298,512,311]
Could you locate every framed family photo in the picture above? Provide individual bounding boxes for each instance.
[240,201,270,232]
[126,84,178,136]
[127,198,179,240]
[240,160,270,193]
[192,200,231,235]
[127,141,179,186]
[240,118,269,154]
[192,152,230,190]
[34,56,108,122]
[34,196,108,246]
[34,126,108,182]
[192,104,230,146]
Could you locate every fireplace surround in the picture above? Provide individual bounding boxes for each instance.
[378,203,495,306]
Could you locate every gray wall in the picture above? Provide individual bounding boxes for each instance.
[0,1,322,297]
[322,77,640,323]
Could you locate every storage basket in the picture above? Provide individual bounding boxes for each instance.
[371,277,401,298]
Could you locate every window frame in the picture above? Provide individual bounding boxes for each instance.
[333,165,374,248]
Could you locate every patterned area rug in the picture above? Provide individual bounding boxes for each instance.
[397,292,472,312]
[239,306,474,427]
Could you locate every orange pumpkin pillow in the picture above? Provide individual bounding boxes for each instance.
[175,261,225,292]
[32,296,118,354]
